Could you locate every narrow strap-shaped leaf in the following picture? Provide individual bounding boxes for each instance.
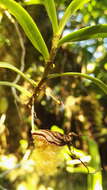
[48,72,107,95]
[24,0,58,34]
[0,62,37,86]
[58,24,107,46]
[58,0,90,35]
[44,0,58,34]
[0,0,49,61]
[23,0,44,5]
[0,81,32,97]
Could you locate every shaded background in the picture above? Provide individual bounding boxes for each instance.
[0,0,107,189]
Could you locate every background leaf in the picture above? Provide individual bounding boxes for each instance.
[58,24,107,46]
[0,0,49,61]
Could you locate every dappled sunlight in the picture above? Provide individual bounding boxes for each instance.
[0,0,107,189]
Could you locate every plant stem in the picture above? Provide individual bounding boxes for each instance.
[32,35,60,102]
[87,139,103,190]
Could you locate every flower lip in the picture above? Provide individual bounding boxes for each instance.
[32,129,72,146]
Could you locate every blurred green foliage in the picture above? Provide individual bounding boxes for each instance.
[0,0,107,190]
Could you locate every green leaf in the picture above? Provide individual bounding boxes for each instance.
[0,81,31,97]
[48,72,107,95]
[44,0,58,34]
[58,0,90,35]
[0,62,37,86]
[0,0,49,61]
[24,0,58,34]
[67,166,96,174]
[23,0,44,5]
[58,24,107,46]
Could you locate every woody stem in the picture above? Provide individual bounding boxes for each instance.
[32,35,59,102]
